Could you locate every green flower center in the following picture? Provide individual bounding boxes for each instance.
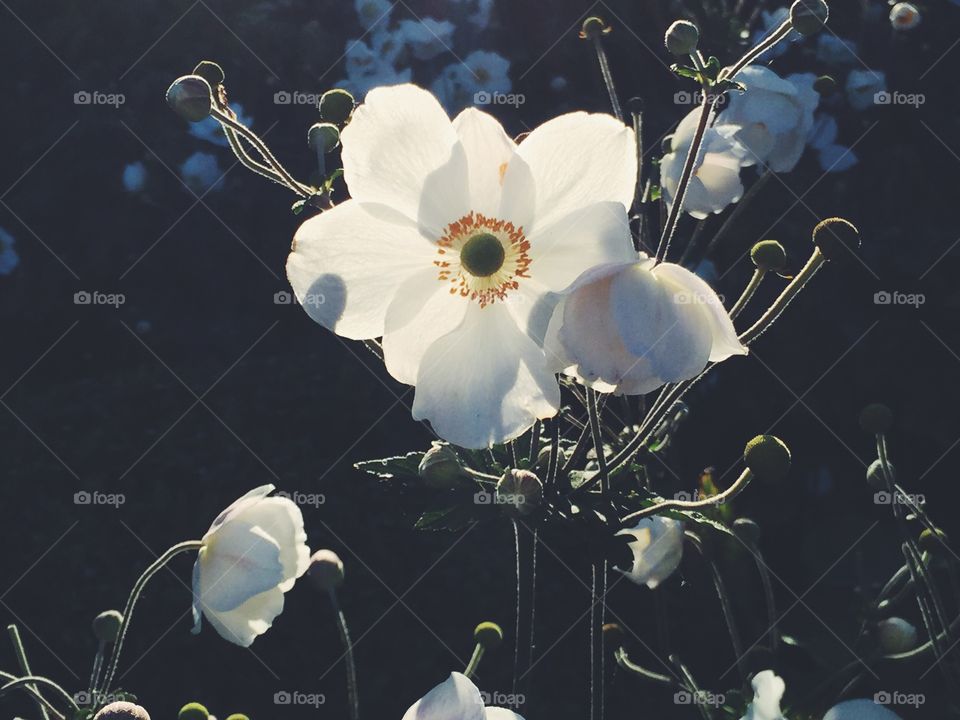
[460,233,505,277]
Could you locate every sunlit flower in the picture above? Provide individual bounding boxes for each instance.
[717,67,819,173]
[816,35,858,66]
[615,516,685,588]
[807,113,857,172]
[660,108,750,219]
[823,699,903,719]
[0,227,19,276]
[402,672,523,720]
[287,84,636,448]
[889,2,921,30]
[431,51,511,111]
[192,485,310,646]
[740,670,785,720]
[846,69,886,111]
[397,18,455,60]
[354,0,392,29]
[180,151,223,193]
[546,257,746,395]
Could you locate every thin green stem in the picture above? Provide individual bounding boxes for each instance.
[328,589,359,720]
[620,470,752,525]
[728,268,766,321]
[7,625,50,720]
[464,643,485,679]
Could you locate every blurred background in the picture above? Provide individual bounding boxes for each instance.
[1,0,959,717]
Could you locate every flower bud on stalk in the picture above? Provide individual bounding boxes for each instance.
[750,240,787,273]
[95,702,151,720]
[308,122,341,153]
[177,703,208,720]
[866,458,893,490]
[579,16,611,40]
[418,443,468,489]
[919,528,948,553]
[192,60,224,87]
[789,0,829,36]
[664,20,700,57]
[812,217,860,261]
[318,89,355,126]
[496,469,543,516]
[166,75,213,122]
[308,549,345,592]
[92,609,123,644]
[743,435,791,483]
[877,616,919,654]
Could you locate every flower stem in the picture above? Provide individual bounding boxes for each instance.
[619,469,752,525]
[6,626,51,720]
[591,35,623,121]
[328,589,360,720]
[464,643,485,679]
[587,389,610,495]
[728,268,766,321]
[0,674,77,719]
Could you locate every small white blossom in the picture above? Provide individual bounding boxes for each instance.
[397,18,455,60]
[845,69,886,111]
[889,2,921,30]
[431,51,512,111]
[180,151,223,194]
[816,35,859,66]
[402,673,524,720]
[740,670,785,720]
[122,161,147,193]
[615,517,685,588]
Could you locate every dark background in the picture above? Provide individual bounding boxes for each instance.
[2,0,959,718]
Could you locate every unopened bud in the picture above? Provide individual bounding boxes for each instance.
[859,403,893,434]
[496,469,543,517]
[418,443,467,489]
[750,240,787,272]
[92,609,123,644]
[580,16,610,40]
[743,435,791,482]
[177,704,208,720]
[192,61,225,87]
[813,75,836,96]
[602,622,625,646]
[166,75,213,123]
[95,703,151,720]
[308,122,340,153]
[790,0,829,36]
[474,621,503,649]
[889,2,921,31]
[665,20,700,56]
[866,458,893,490]
[733,518,762,545]
[812,217,860,261]
[919,528,948,553]
[318,89,355,125]
[308,549,344,591]
[877,617,918,654]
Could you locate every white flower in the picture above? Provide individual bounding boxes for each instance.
[614,516,685,588]
[122,161,147,193]
[877,616,918,654]
[431,51,511,111]
[0,227,19,276]
[807,113,857,172]
[717,67,819,173]
[751,8,800,60]
[660,108,750,219]
[397,18,455,60]
[846,69,886,111]
[823,699,903,720]
[889,2,921,30]
[287,84,636,448]
[740,670,785,720]
[180,151,223,194]
[191,485,310,646]
[402,672,523,720]
[354,0,392,29]
[546,257,746,395]
[816,35,858,66]
[344,38,413,99]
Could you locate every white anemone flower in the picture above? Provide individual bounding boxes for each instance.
[546,256,746,395]
[740,670,786,720]
[397,18,456,60]
[716,67,819,173]
[403,672,523,720]
[660,108,750,219]
[431,51,512,111]
[287,84,637,448]
[192,485,310,646]
[824,699,903,720]
[615,516,685,588]
[845,69,886,111]
[889,2,921,30]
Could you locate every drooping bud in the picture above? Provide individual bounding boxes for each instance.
[192,61,225,87]
[877,617,919,654]
[166,75,213,123]
[664,20,700,56]
[474,621,503,649]
[418,443,468,489]
[224,715,251,720]
[812,217,860,261]
[95,702,151,720]
[92,609,123,644]
[866,458,893,490]
[496,469,543,516]
[318,89,355,125]
[919,528,948,553]
[859,403,893,434]
[813,75,836,96]
[733,518,762,545]
[176,703,208,720]
[307,122,341,153]
[743,435,791,482]
[579,16,610,40]
[789,0,829,36]
[307,549,345,592]
[750,240,787,272]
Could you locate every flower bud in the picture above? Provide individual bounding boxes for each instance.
[225,715,250,720]
[866,458,893,490]
[418,443,468,489]
[789,0,829,36]
[733,517,762,545]
[750,240,787,272]
[496,469,543,517]
[889,2,921,30]
[318,89,355,125]
[859,403,893,434]
[812,217,860,261]
[95,702,151,720]
[664,20,700,56]
[579,16,610,40]
[919,528,948,553]
[743,435,791,482]
[813,75,836,96]
[177,704,208,720]
[307,549,344,591]
[535,445,553,470]
[307,122,341,153]
[877,617,918,654]
[192,61,225,87]
[166,75,213,123]
[92,609,123,644]
[602,622,625,646]
[474,621,503,649]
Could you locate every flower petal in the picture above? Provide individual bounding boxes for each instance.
[742,670,786,720]
[198,523,284,612]
[452,108,517,217]
[201,586,285,647]
[232,497,310,591]
[485,709,525,720]
[287,200,436,340]
[402,672,486,720]
[615,517,684,589]
[411,303,560,448]
[205,484,275,537]
[822,699,902,720]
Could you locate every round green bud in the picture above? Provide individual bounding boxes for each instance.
[496,469,543,517]
[192,61,224,87]
[307,122,341,153]
[318,89,355,125]
[919,528,948,553]
[166,75,213,123]
[307,549,344,591]
[812,217,860,261]
[750,240,787,272]
[743,435,791,482]
[859,403,893,434]
[95,702,151,720]
[92,609,123,644]
[664,20,700,56]
[602,622,625,646]
[418,443,467,489]
[866,458,893,490]
[224,715,250,720]
[733,517,762,545]
[877,617,918,654]
[813,75,836,96]
[474,621,503,649]
[177,703,208,720]
[535,445,554,470]
[580,16,609,40]
[790,0,829,36]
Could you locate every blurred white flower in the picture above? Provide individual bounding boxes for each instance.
[287,85,637,447]
[615,516,685,588]
[344,38,413,99]
[0,227,19,276]
[889,2,921,30]
[354,0,392,29]
[397,18,455,60]
[432,51,512,111]
[717,67,819,173]
[846,69,886,111]
[807,113,857,172]
[180,151,223,194]
[192,485,310,646]
[877,617,918,654]
[816,35,858,66]
[402,672,524,720]
[546,257,746,395]
[740,670,785,720]
[122,161,147,193]
[751,8,800,60]
[189,104,253,147]
[823,699,903,719]
[660,108,750,219]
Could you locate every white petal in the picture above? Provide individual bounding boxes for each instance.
[202,586,285,647]
[452,108,517,217]
[197,523,284,612]
[742,670,785,720]
[231,497,310,590]
[402,672,486,720]
[411,303,560,448]
[615,517,684,588]
[485,709,525,720]
[205,484,275,537]
[287,200,435,340]
[823,699,903,720]
[512,112,636,231]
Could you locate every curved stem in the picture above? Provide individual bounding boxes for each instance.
[0,675,77,717]
[328,589,359,720]
[620,469,753,525]
[464,643,485,679]
[728,268,765,321]
[612,648,674,684]
[7,624,49,720]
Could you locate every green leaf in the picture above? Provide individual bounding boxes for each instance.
[670,63,702,81]
[414,496,487,531]
[291,199,307,215]
[354,452,424,481]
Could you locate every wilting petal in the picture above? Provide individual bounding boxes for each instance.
[741,670,786,720]
[402,672,486,720]
[452,108,517,217]
[616,517,684,589]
